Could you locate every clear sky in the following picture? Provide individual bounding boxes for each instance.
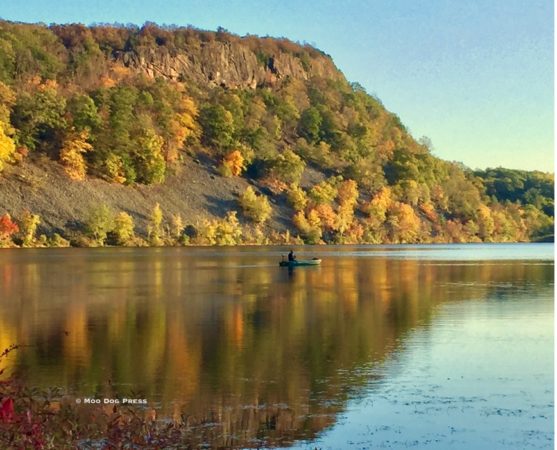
[1,0,553,171]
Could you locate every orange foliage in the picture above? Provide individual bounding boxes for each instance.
[337,179,358,208]
[0,214,19,242]
[222,150,245,176]
[314,204,337,231]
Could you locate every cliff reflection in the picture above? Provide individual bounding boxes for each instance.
[0,247,552,448]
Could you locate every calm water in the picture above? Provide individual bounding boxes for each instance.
[0,244,553,449]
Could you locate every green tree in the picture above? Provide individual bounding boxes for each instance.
[86,203,114,246]
[298,107,322,143]
[199,104,235,152]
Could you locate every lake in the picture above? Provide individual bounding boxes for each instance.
[0,243,553,449]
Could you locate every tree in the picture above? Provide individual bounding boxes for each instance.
[86,204,114,246]
[19,210,40,247]
[199,211,243,245]
[387,202,421,243]
[309,179,338,205]
[148,203,164,246]
[12,81,67,153]
[0,121,15,171]
[113,211,135,245]
[267,148,306,186]
[0,82,15,171]
[171,213,185,244]
[220,150,245,177]
[298,107,322,143]
[286,185,308,211]
[199,104,235,152]
[293,209,322,244]
[0,213,19,246]
[59,129,92,180]
[134,127,165,184]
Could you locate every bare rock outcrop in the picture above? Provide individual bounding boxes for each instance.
[116,40,343,89]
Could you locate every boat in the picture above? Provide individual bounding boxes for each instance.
[279,258,322,267]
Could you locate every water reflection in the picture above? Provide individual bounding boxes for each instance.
[0,246,553,448]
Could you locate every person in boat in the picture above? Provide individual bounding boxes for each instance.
[288,250,296,261]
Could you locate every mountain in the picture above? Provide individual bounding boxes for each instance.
[0,21,553,247]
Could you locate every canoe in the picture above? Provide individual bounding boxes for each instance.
[279,258,322,267]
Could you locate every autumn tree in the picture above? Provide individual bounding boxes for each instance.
[86,203,114,246]
[171,213,186,244]
[0,82,16,171]
[293,209,322,244]
[19,210,40,247]
[148,203,164,246]
[199,211,243,245]
[286,185,308,211]
[239,186,272,223]
[60,129,92,180]
[0,213,19,247]
[219,150,245,177]
[387,202,421,243]
[113,211,135,245]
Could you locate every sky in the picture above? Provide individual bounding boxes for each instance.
[0,0,554,171]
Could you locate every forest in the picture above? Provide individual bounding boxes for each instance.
[0,20,553,247]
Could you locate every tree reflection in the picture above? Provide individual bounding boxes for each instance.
[0,247,552,447]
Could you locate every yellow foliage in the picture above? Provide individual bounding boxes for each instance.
[221,150,245,177]
[239,186,272,223]
[148,203,164,246]
[293,209,322,244]
[387,202,421,243]
[104,154,127,184]
[314,203,337,231]
[20,210,40,247]
[60,130,92,180]
[199,211,243,245]
[363,186,392,225]
[419,202,438,223]
[166,95,200,162]
[309,180,337,205]
[286,185,308,211]
[477,204,495,241]
[0,123,16,172]
[114,212,135,245]
[171,213,184,241]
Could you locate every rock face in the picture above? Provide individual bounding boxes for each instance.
[116,40,343,89]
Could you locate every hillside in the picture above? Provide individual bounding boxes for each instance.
[0,21,553,247]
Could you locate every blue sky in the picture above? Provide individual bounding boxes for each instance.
[1,0,553,171]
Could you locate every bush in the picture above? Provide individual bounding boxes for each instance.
[219,150,245,177]
[239,186,272,223]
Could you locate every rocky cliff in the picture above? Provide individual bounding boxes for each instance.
[116,39,343,89]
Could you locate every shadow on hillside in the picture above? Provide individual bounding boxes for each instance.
[204,195,239,219]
